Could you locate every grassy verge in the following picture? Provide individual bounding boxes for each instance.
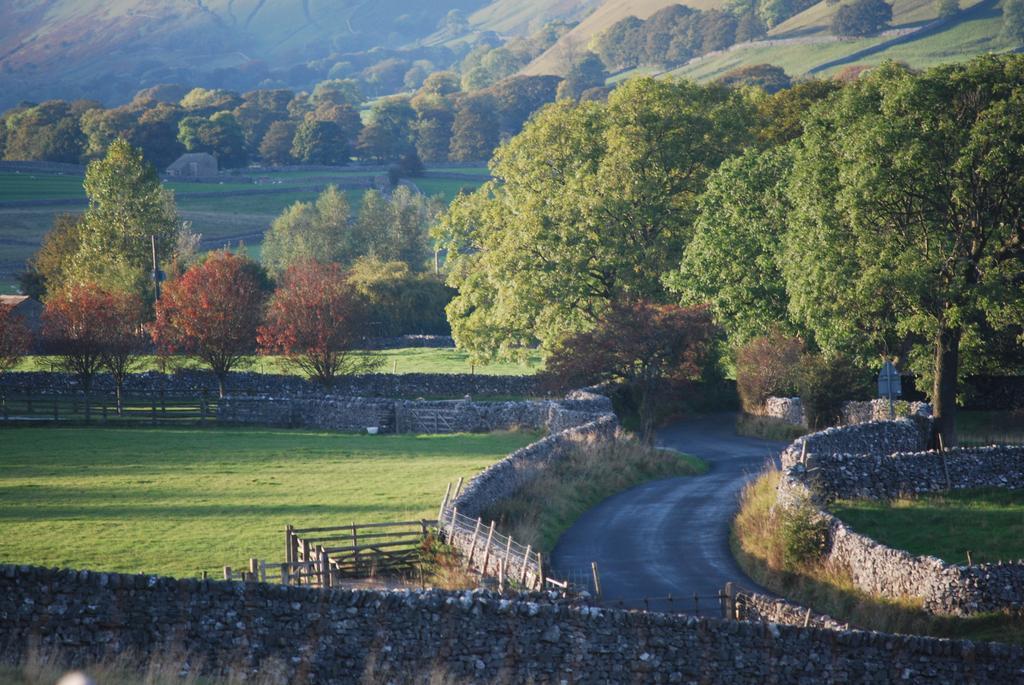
[482,438,707,552]
[734,413,807,442]
[732,469,1024,643]
[829,489,1024,565]
[13,348,542,377]
[0,426,538,578]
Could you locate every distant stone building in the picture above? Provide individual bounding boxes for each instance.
[166,152,218,178]
[0,295,43,335]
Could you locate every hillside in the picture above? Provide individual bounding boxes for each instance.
[467,0,602,36]
[521,0,1019,79]
[668,0,1018,80]
[521,0,730,75]
[0,0,484,108]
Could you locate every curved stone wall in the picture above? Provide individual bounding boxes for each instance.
[777,422,1024,615]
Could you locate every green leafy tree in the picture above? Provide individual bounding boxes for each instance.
[717,64,792,94]
[668,146,795,344]
[262,186,359,274]
[830,0,893,36]
[783,58,1024,444]
[448,94,500,162]
[1003,0,1024,42]
[2,100,85,163]
[176,112,247,167]
[348,256,455,335]
[130,103,186,169]
[412,94,455,163]
[556,53,608,101]
[291,118,349,165]
[71,138,179,297]
[436,78,754,360]
[356,98,416,161]
[936,0,960,18]
[309,79,363,108]
[259,121,297,165]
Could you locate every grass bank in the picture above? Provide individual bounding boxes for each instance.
[732,469,1024,643]
[829,489,1024,565]
[0,426,538,578]
[734,413,807,442]
[482,438,707,552]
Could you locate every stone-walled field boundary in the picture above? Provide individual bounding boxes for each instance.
[776,417,1024,615]
[0,370,541,400]
[2,564,1021,684]
[763,396,931,429]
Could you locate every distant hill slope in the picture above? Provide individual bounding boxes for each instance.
[0,0,485,108]
[467,0,603,36]
[667,0,1018,81]
[521,0,730,75]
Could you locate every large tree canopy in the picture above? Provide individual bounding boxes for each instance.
[435,78,755,361]
[783,57,1024,444]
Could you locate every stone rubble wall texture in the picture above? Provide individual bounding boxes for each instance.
[731,590,849,631]
[776,420,1024,615]
[217,393,613,435]
[779,416,932,469]
[762,396,931,429]
[0,370,542,400]
[2,565,1022,685]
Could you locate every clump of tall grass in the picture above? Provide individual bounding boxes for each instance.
[482,437,706,552]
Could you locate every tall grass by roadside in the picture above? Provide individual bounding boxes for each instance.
[731,468,1024,643]
[734,413,807,442]
[482,438,707,553]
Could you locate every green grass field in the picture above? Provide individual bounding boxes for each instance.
[14,347,543,377]
[0,426,538,578]
[830,489,1024,565]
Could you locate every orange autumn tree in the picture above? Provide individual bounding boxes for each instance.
[0,301,33,375]
[152,251,269,397]
[43,284,145,399]
[258,261,382,386]
[544,301,718,442]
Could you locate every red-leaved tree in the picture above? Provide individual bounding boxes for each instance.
[152,251,269,397]
[0,302,32,375]
[43,284,140,394]
[100,290,149,412]
[544,301,718,442]
[258,261,382,386]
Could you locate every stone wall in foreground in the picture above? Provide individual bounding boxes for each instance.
[2,564,1021,684]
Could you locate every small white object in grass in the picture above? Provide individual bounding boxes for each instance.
[57,673,96,685]
[366,426,379,435]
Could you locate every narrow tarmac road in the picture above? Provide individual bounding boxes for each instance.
[550,413,784,614]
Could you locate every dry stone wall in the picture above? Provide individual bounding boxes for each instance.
[0,370,542,400]
[762,396,931,429]
[776,421,1024,615]
[3,564,1022,684]
[218,393,613,435]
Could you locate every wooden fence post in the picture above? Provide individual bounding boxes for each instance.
[281,563,289,585]
[223,566,232,581]
[521,545,532,586]
[301,539,310,585]
[467,517,483,564]
[591,561,602,599]
[453,476,464,499]
[285,525,294,566]
[351,522,360,576]
[438,482,452,523]
[482,521,496,575]
[249,558,258,582]
[536,552,544,591]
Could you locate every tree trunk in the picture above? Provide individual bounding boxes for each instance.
[218,374,226,400]
[115,380,123,416]
[931,326,961,448]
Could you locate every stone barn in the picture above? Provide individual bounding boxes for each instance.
[0,295,42,335]
[166,152,218,178]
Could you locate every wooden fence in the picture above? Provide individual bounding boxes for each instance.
[436,481,568,593]
[0,391,216,426]
[239,520,438,588]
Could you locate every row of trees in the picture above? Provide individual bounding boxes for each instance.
[434,57,1024,445]
[0,255,389,401]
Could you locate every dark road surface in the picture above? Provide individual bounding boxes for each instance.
[550,414,784,614]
